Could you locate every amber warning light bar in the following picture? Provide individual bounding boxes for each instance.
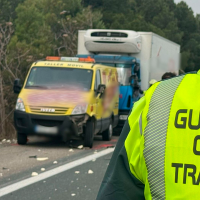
[45,56,95,63]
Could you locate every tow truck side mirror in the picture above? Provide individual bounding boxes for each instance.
[13,79,22,94]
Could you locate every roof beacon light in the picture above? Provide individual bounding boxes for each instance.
[61,57,79,62]
[79,56,95,63]
[46,56,60,61]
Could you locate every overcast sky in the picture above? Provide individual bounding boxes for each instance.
[174,0,200,15]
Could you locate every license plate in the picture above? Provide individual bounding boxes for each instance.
[35,125,58,135]
[119,115,128,120]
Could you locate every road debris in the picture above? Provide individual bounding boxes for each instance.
[41,168,45,171]
[37,157,48,161]
[77,145,83,149]
[69,149,74,152]
[71,193,76,196]
[53,161,58,164]
[31,172,38,177]
[88,170,94,174]
[75,171,80,174]
[29,155,37,158]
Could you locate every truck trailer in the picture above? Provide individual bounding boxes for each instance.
[77,29,181,126]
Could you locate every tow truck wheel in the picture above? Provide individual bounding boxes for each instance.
[84,120,94,148]
[17,132,27,145]
[102,119,113,141]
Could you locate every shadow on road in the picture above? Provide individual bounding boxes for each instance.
[25,135,118,150]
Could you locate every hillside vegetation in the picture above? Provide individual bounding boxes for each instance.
[0,0,199,137]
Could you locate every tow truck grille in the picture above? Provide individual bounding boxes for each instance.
[29,106,68,115]
[32,119,63,127]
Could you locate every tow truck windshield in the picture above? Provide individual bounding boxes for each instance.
[25,67,93,90]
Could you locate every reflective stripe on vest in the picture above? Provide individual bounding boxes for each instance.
[143,75,185,200]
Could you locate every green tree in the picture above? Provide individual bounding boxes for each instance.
[55,6,105,56]
[0,0,25,23]
[175,1,197,44]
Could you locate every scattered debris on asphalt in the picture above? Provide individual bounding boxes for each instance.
[31,172,38,177]
[71,193,76,196]
[77,145,83,149]
[107,145,115,148]
[53,161,58,164]
[37,157,48,161]
[29,155,37,158]
[88,170,94,174]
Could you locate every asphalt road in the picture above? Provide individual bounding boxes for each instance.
[0,135,118,200]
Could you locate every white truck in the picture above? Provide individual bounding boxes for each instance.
[77,29,181,126]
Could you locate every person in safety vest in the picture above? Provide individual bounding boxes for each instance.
[162,72,177,80]
[97,72,200,200]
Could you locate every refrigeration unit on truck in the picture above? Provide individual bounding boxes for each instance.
[77,29,181,126]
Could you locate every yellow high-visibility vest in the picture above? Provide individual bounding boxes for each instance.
[97,71,200,200]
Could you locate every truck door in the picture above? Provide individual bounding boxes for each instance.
[94,69,102,132]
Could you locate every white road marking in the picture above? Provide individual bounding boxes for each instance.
[0,148,114,197]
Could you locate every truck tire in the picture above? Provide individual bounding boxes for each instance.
[84,120,94,148]
[102,119,113,141]
[17,132,27,145]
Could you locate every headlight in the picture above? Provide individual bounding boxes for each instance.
[15,98,25,112]
[72,104,88,115]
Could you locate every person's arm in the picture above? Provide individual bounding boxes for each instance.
[96,97,146,200]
